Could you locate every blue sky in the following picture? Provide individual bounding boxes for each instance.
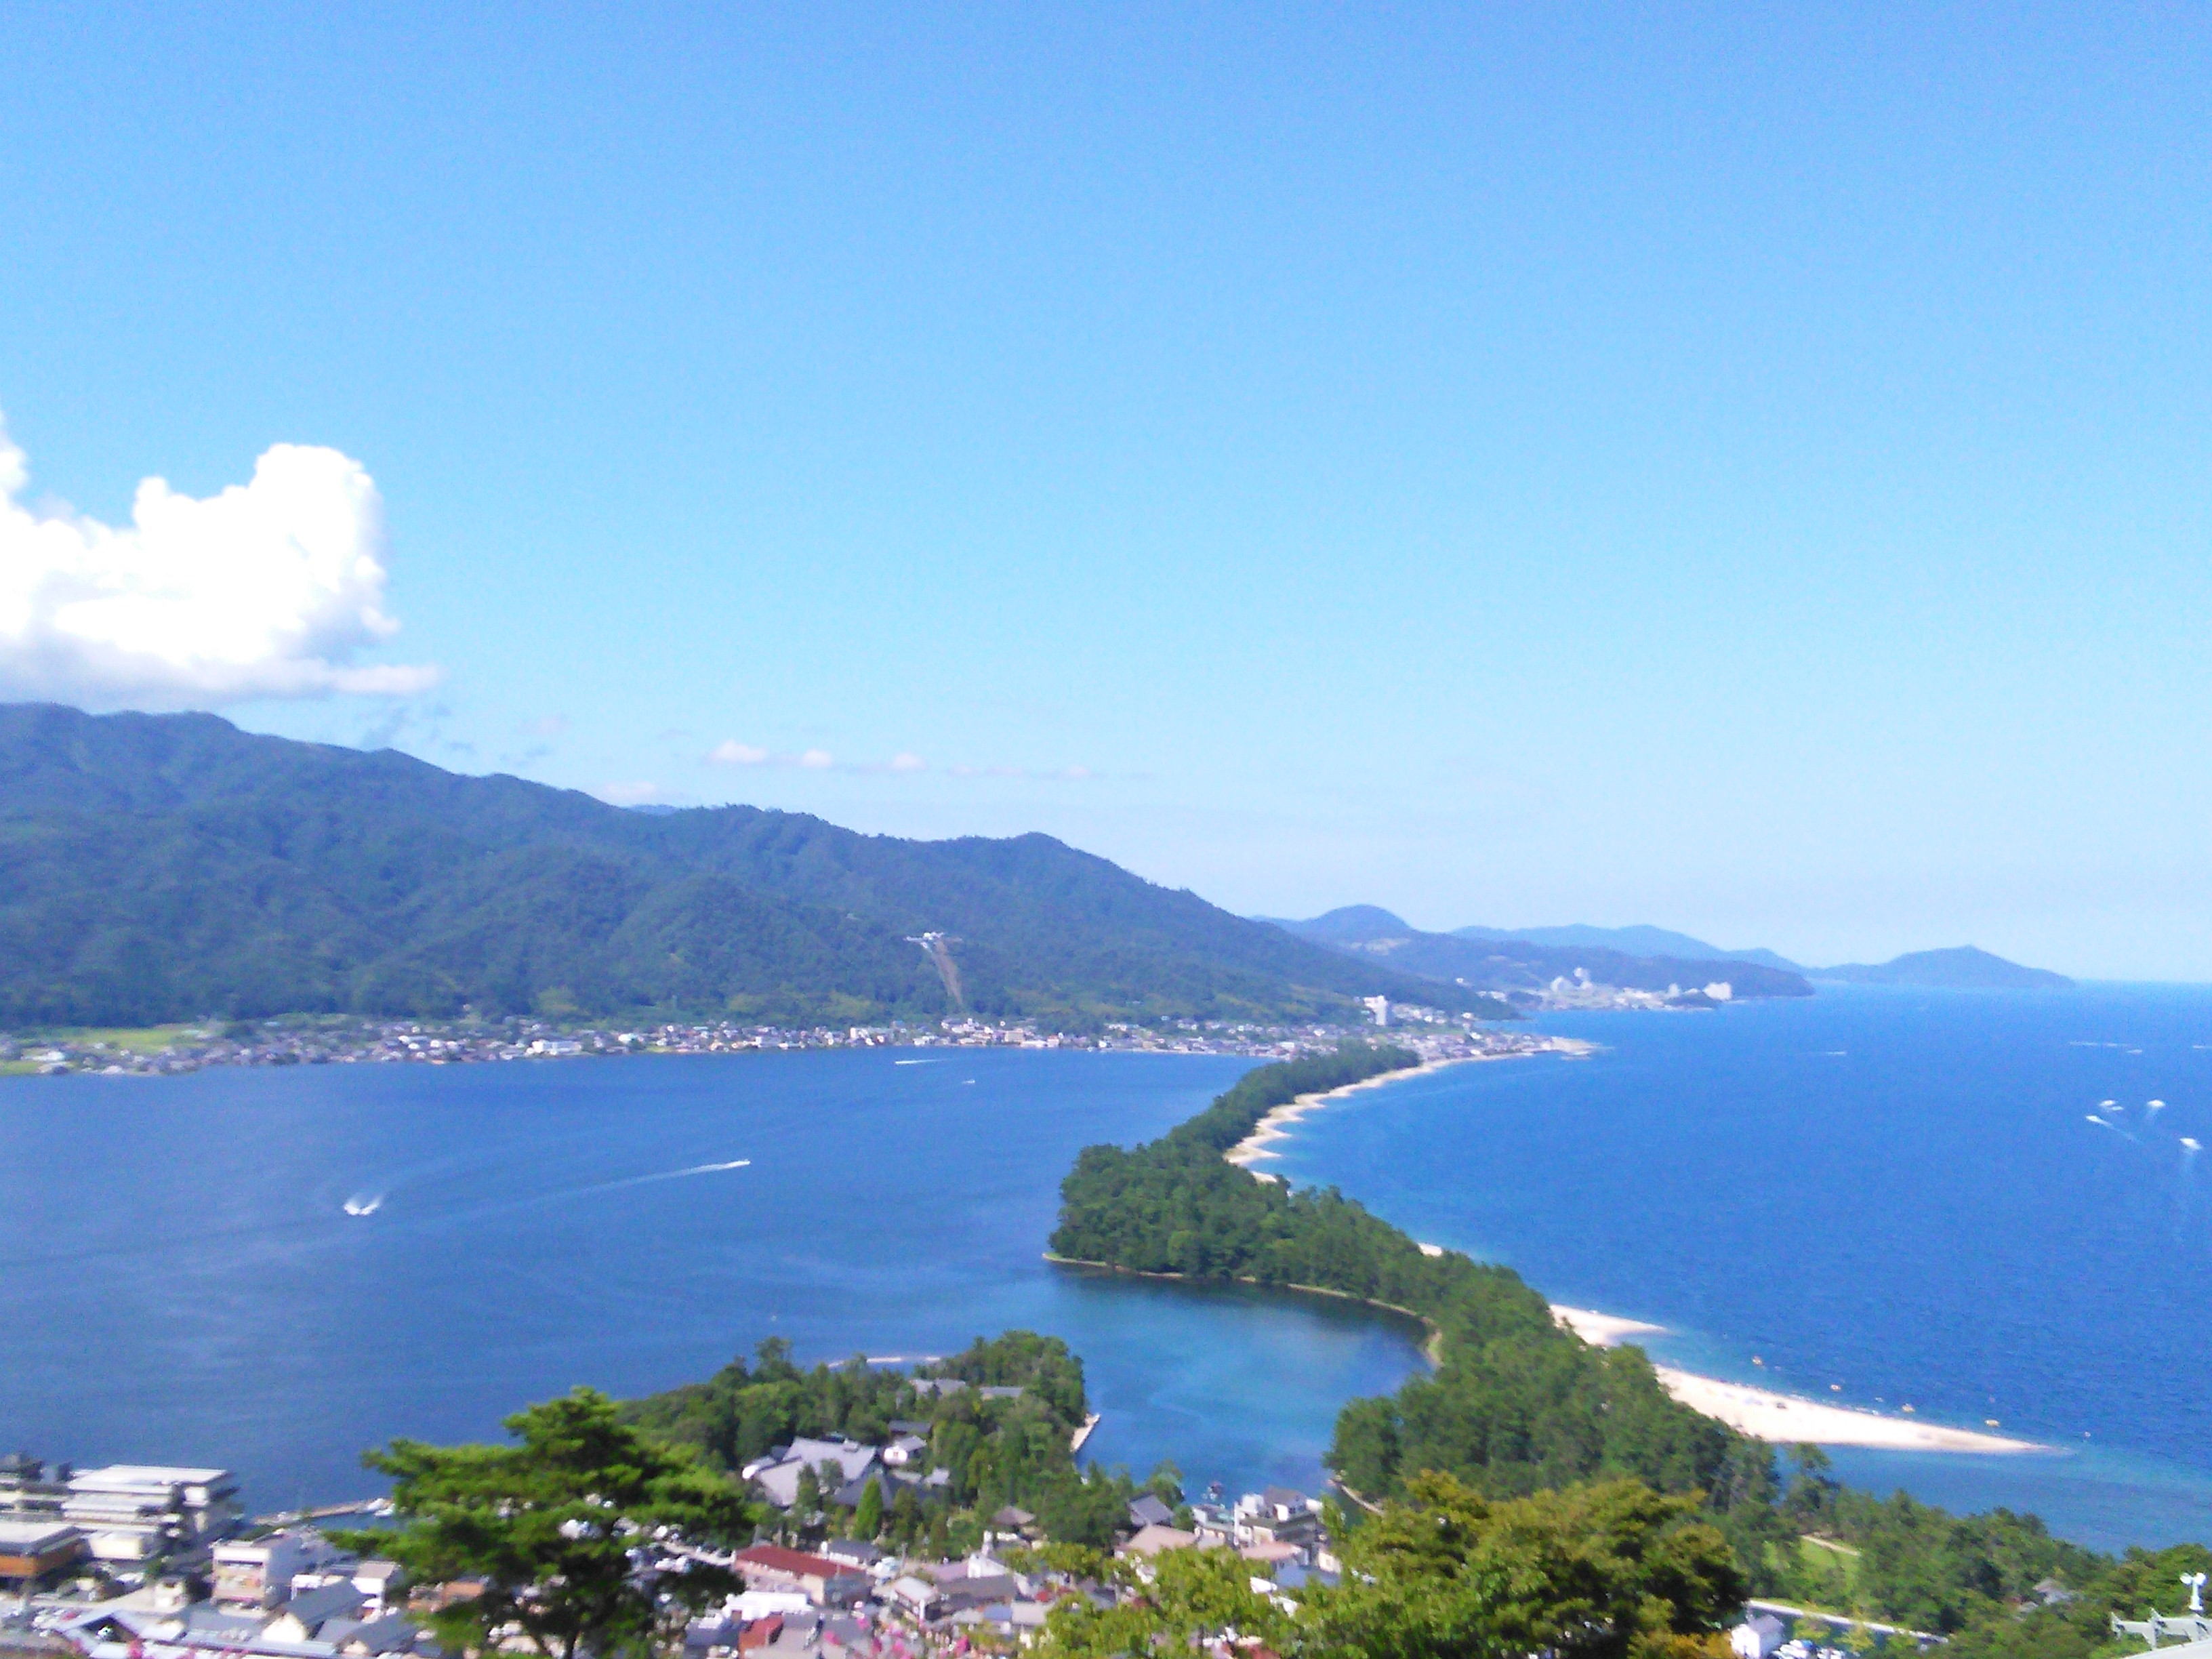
[2,5,2207,977]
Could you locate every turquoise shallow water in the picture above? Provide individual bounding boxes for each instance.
[1270,984,2212,1552]
[0,1050,1424,1511]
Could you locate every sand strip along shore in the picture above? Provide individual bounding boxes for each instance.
[1554,1306,2042,1454]
[1224,1042,1594,1168]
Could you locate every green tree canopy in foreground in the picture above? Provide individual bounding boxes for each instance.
[358,1387,753,1659]
[1036,1473,1742,1659]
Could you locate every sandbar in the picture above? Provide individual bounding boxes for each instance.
[1224,1041,1594,1168]
[1552,1304,1667,1347]
[1554,1305,2041,1454]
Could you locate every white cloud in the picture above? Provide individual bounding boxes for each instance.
[705,740,1100,780]
[596,781,671,806]
[0,413,436,707]
[703,741,846,771]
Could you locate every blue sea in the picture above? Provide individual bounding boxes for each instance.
[3,986,2208,1553]
[0,1050,1421,1511]
[1273,984,2212,1551]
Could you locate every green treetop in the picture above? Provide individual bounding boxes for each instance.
[360,1387,754,1659]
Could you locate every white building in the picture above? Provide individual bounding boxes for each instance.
[60,1467,239,1563]
[212,1530,354,1607]
[1730,1614,1786,1658]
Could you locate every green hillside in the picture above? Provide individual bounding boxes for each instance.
[1275,906,1816,1000]
[0,703,1488,1029]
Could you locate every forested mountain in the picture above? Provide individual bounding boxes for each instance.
[0,704,1483,1028]
[1453,921,1806,972]
[1272,907,1814,1000]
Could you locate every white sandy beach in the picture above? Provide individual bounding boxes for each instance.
[1224,1042,1594,1167]
[1554,1305,2040,1454]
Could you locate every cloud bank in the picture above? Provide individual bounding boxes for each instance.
[0,415,437,707]
[708,741,1097,779]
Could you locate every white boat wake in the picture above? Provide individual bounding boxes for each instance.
[342,1194,384,1217]
[630,1158,752,1185]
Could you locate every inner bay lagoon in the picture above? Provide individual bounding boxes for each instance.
[0,1049,1427,1511]
[7,985,2211,1553]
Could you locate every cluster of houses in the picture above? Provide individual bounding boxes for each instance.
[6,1005,1555,1079]
[0,1448,1354,1658]
[683,1483,1345,1654]
[0,1450,1854,1656]
[0,1458,431,1659]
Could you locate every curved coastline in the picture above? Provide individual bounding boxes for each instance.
[1221,1051,2046,1457]
[1044,1250,1446,1364]
[1223,1042,1595,1170]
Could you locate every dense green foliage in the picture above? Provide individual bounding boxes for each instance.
[621,1332,1160,1550]
[1736,1449,2211,1649]
[1050,1047,2209,1650]
[356,1388,748,1659]
[0,703,1486,1027]
[1304,1473,1744,1659]
[1943,1537,2212,1658]
[1038,1473,1744,1659]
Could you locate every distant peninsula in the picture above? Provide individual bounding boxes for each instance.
[1810,945,2074,990]
[1265,909,2074,1002]
[1263,907,1814,1007]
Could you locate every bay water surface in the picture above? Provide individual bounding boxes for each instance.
[7,987,2209,1554]
[0,1050,1425,1511]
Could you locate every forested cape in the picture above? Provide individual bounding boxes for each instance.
[1050,1047,2209,1649]
[0,703,1488,1028]
[1275,906,1816,1000]
[621,1332,1160,1550]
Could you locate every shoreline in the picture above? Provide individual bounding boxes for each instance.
[1553,1306,2045,1454]
[1044,1253,1446,1364]
[1223,1040,1595,1168]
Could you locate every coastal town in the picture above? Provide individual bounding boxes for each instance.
[0,1004,1554,1079]
[0,1446,1360,1658]
[0,1449,1904,1659]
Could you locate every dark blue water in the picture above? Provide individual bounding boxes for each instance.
[0,1050,1425,1512]
[1274,985,2212,1552]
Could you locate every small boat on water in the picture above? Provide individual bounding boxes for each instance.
[2183,1138,2203,1152]
[343,1195,384,1217]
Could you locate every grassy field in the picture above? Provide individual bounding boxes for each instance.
[1764,1532,1867,1616]
[24,1023,211,1055]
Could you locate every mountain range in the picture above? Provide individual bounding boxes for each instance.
[1265,908,1815,1000]
[0,705,1492,1029]
[1268,910,2072,992]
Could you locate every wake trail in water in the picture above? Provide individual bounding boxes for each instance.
[588,1158,753,1194]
